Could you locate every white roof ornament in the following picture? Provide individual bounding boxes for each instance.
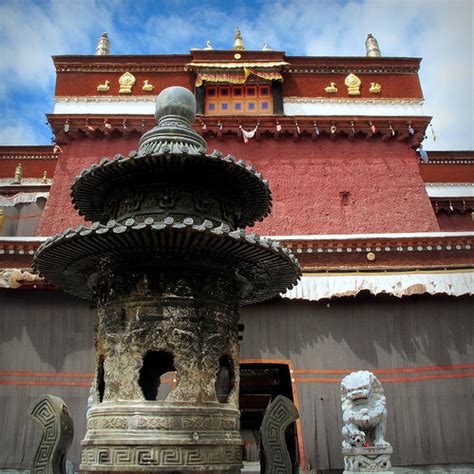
[366,33,381,57]
[95,32,110,56]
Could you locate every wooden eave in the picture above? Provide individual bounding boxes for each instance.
[47,114,431,148]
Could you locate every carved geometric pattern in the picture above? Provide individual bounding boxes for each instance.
[221,417,239,430]
[102,417,128,429]
[261,395,299,474]
[344,453,392,472]
[86,418,98,430]
[28,394,74,474]
[183,416,213,429]
[137,416,172,430]
[80,445,242,468]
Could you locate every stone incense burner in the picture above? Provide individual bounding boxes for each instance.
[34,86,300,473]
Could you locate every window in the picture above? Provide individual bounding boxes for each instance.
[205,85,273,116]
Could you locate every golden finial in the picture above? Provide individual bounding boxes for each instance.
[233,27,245,51]
[262,41,273,51]
[13,163,22,184]
[95,32,110,56]
[366,34,381,57]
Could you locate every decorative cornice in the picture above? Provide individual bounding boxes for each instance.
[420,157,474,165]
[55,63,188,73]
[0,151,58,160]
[55,96,155,103]
[284,97,424,105]
[0,237,46,255]
[280,234,473,254]
[286,65,419,74]
[47,114,430,148]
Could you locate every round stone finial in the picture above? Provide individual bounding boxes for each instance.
[155,86,196,125]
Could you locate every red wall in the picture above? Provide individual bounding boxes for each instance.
[419,164,474,183]
[37,136,439,236]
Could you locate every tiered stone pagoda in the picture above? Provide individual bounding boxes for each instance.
[33,86,300,473]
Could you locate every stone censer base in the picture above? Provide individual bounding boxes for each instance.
[81,402,242,472]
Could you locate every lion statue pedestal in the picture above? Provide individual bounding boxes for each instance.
[340,371,394,473]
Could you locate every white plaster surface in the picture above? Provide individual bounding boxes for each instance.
[425,183,474,198]
[283,99,425,116]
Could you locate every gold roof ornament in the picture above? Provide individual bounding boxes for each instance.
[119,72,136,94]
[324,82,338,93]
[233,27,245,51]
[97,80,110,92]
[142,80,154,91]
[95,32,110,56]
[365,33,381,57]
[369,82,382,94]
[344,73,361,96]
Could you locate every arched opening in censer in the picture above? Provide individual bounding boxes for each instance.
[97,355,105,403]
[215,355,235,403]
[139,351,175,401]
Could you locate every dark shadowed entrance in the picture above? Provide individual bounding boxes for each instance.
[239,363,298,471]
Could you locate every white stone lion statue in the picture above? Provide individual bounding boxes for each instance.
[341,370,390,448]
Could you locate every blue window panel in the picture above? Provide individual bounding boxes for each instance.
[208,103,216,110]
[261,102,269,109]
[221,103,229,110]
[248,102,255,110]
[235,103,242,110]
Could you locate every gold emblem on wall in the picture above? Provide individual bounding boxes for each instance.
[119,72,136,94]
[369,82,382,94]
[142,80,154,91]
[344,73,361,96]
[97,80,110,92]
[324,82,338,93]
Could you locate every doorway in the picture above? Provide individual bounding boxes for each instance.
[239,363,298,471]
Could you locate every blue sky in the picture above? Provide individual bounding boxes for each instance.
[0,0,472,150]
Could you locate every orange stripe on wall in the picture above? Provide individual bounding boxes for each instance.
[0,371,95,379]
[293,363,474,376]
[295,372,474,384]
[0,379,92,387]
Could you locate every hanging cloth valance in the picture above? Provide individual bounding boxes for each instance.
[195,68,283,87]
[0,192,49,207]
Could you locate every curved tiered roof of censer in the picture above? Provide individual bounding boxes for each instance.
[34,86,300,304]
[71,87,272,228]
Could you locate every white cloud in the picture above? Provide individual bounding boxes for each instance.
[0,0,472,149]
